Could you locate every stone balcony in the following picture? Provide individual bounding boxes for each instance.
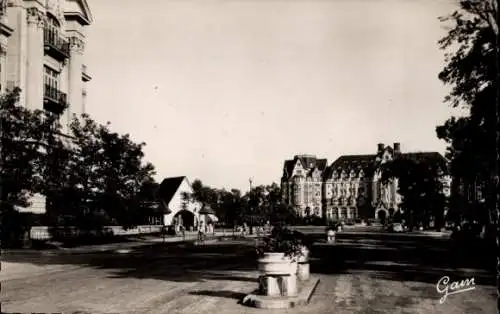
[43,84,67,114]
[43,28,70,61]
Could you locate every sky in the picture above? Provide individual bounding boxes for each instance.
[85,0,461,192]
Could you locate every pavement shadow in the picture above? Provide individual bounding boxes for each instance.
[310,234,496,287]
[2,239,262,284]
[5,231,495,289]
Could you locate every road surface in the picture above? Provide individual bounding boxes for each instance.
[2,237,495,314]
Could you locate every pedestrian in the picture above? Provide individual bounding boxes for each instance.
[198,221,205,242]
[327,228,336,243]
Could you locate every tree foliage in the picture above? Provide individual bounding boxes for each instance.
[435,1,499,309]
[1,89,44,245]
[48,114,157,229]
[379,157,447,230]
[1,88,157,236]
[1,88,51,210]
[1,88,73,245]
[435,0,498,219]
[187,180,294,226]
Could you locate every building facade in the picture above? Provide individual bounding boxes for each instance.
[1,0,93,213]
[158,176,203,230]
[281,143,451,222]
[281,155,328,218]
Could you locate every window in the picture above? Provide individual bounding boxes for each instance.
[44,66,60,91]
[45,15,60,44]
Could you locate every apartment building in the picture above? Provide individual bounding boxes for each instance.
[0,0,93,213]
[281,143,451,222]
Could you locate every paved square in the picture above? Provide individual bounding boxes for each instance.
[1,239,496,313]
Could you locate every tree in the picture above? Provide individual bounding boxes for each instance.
[187,180,290,227]
[217,188,243,226]
[436,0,498,214]
[380,157,447,230]
[0,89,57,208]
[0,89,44,246]
[435,0,499,310]
[46,114,104,229]
[48,114,156,230]
[136,178,161,223]
[270,203,299,226]
[190,179,218,210]
[239,183,283,226]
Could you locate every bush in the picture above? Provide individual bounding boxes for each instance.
[257,225,307,259]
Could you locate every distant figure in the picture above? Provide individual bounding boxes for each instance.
[207,222,214,237]
[198,221,205,242]
[327,229,336,243]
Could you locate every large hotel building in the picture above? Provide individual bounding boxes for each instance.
[1,0,93,213]
[281,143,451,222]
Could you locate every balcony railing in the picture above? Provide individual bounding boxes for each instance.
[43,28,70,61]
[44,84,67,114]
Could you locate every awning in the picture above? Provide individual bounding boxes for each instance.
[207,213,219,222]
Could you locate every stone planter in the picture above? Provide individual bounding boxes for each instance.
[297,262,310,281]
[258,252,298,297]
[297,245,310,281]
[290,260,298,275]
[258,252,293,275]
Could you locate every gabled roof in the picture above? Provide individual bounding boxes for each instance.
[158,176,186,204]
[64,0,93,25]
[282,155,328,180]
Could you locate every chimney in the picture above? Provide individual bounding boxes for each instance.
[394,142,401,154]
[377,143,385,153]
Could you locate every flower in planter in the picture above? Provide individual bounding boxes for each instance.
[256,225,308,261]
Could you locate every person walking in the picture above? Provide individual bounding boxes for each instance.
[198,220,205,242]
